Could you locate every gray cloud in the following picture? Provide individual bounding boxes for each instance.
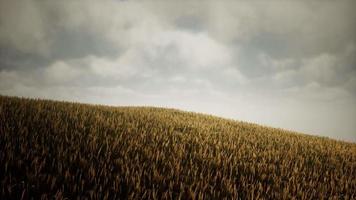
[0,0,355,141]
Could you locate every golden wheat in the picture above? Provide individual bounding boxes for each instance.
[0,95,355,199]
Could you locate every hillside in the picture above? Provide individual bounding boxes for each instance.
[0,95,355,199]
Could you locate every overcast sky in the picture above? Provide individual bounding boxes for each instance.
[0,0,355,142]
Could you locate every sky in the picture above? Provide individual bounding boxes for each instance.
[0,0,355,142]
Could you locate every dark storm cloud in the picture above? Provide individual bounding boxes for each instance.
[0,0,355,141]
[0,47,51,70]
[50,30,120,60]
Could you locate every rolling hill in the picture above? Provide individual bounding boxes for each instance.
[0,95,355,199]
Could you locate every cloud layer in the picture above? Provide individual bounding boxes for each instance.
[1,0,355,141]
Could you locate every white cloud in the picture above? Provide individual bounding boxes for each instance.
[268,43,356,92]
[52,0,166,50]
[0,27,239,90]
[87,55,138,79]
[221,67,248,85]
[44,61,81,84]
[300,53,345,86]
[151,31,232,69]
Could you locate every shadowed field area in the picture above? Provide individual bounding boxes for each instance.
[0,95,355,199]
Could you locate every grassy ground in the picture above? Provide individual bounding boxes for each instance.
[0,95,355,199]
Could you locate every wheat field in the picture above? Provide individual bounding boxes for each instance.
[0,95,355,199]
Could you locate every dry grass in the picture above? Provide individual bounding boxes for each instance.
[0,95,355,199]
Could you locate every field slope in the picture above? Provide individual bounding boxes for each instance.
[0,95,355,199]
